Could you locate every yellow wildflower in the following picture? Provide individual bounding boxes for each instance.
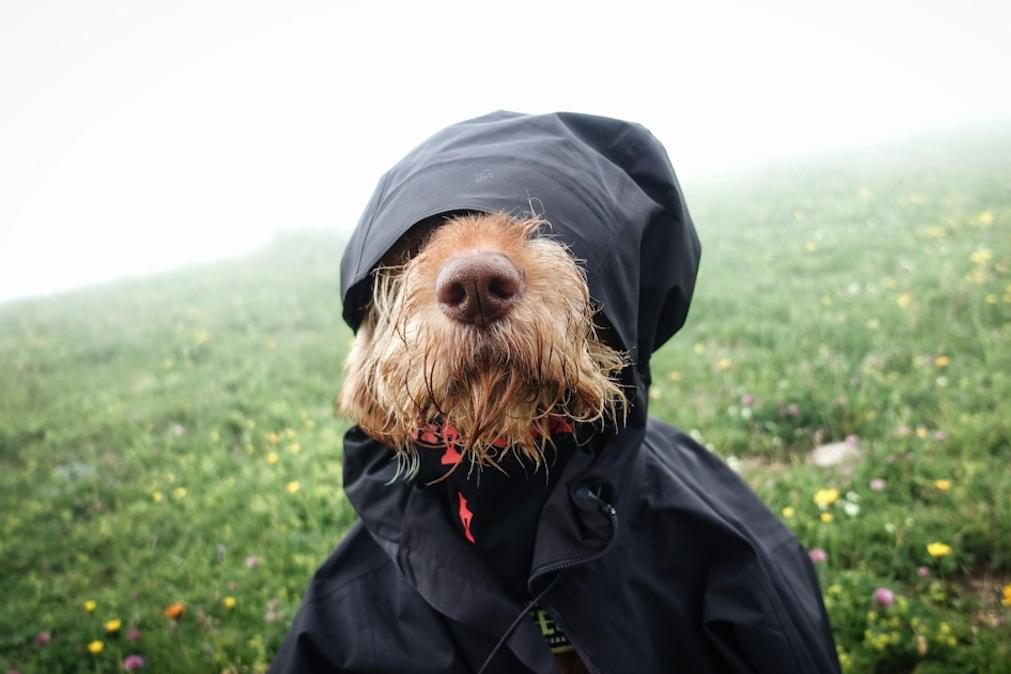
[266,451,280,465]
[978,210,994,225]
[934,479,951,493]
[152,491,163,503]
[1001,583,1011,607]
[87,640,104,655]
[970,248,992,265]
[287,442,301,455]
[669,371,682,382]
[266,431,280,445]
[693,344,706,355]
[896,293,912,308]
[805,241,818,252]
[813,488,839,508]
[781,506,795,519]
[934,355,950,368]
[820,512,833,523]
[104,619,121,634]
[927,542,952,558]
[84,599,97,613]
[224,596,237,609]
[915,427,929,439]
[286,481,301,494]
[717,358,733,371]
[173,486,188,499]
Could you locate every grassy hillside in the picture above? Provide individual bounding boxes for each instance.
[2,131,1010,673]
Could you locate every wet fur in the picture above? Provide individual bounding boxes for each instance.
[339,212,628,479]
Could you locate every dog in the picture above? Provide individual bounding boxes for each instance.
[340,210,623,673]
[270,111,841,674]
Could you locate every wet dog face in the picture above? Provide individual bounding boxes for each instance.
[340,212,627,476]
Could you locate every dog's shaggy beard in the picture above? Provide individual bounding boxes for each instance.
[340,217,628,480]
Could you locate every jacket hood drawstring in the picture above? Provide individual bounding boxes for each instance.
[479,487,618,674]
[477,575,561,674]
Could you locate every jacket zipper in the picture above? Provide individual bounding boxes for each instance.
[529,487,619,579]
[527,488,619,674]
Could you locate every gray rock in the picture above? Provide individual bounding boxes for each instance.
[810,441,861,467]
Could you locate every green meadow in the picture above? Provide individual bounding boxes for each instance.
[2,129,1009,673]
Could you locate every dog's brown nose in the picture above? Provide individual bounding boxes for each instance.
[435,252,523,326]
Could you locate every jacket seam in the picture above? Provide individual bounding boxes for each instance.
[360,581,379,671]
[307,560,391,605]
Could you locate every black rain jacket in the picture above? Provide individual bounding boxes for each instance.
[270,111,841,673]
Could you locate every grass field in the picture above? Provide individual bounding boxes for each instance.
[2,129,1010,673]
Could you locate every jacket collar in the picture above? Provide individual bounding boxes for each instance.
[342,404,646,671]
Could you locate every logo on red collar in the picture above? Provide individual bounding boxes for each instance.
[410,415,575,466]
[411,420,464,465]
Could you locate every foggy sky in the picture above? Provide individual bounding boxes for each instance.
[2,0,1009,301]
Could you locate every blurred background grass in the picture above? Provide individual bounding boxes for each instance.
[1,128,1009,673]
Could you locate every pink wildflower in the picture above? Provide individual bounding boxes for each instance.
[917,566,931,578]
[123,655,145,671]
[869,478,886,491]
[34,632,51,647]
[245,555,260,569]
[127,628,142,642]
[808,548,828,564]
[873,587,895,607]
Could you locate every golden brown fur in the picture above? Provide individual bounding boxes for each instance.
[339,212,628,479]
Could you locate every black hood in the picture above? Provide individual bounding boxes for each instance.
[334,112,703,670]
[339,110,701,395]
